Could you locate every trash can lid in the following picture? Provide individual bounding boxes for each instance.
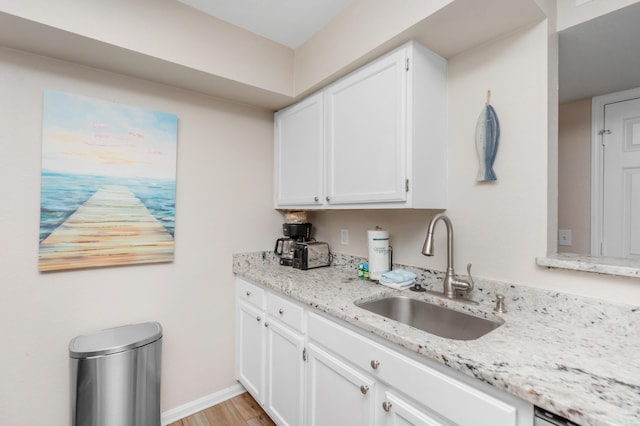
[69,322,162,358]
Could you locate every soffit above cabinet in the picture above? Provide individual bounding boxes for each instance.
[411,0,546,58]
[0,0,546,110]
[0,11,294,109]
[294,0,547,97]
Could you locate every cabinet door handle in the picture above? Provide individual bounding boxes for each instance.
[246,291,251,297]
[360,385,369,395]
[370,360,380,369]
[314,196,319,202]
[278,308,284,315]
[382,401,392,412]
[264,322,270,327]
[256,316,261,322]
[326,196,331,202]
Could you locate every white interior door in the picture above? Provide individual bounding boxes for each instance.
[602,97,640,258]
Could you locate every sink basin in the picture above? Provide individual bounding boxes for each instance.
[356,296,503,341]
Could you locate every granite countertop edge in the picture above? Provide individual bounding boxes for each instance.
[232,251,640,426]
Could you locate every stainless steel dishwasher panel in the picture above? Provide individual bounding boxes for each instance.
[534,407,579,426]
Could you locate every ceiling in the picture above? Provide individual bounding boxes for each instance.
[559,2,640,103]
[176,0,354,49]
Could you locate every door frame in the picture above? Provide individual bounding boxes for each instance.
[591,86,640,256]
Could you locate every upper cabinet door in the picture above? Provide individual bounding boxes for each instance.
[325,49,408,205]
[272,41,447,211]
[274,92,324,208]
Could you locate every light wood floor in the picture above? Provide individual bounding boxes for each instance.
[167,392,276,426]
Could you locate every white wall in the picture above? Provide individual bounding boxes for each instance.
[312,21,640,306]
[0,47,281,425]
[558,98,592,254]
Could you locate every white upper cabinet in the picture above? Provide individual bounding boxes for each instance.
[325,49,407,204]
[273,40,448,210]
[325,48,408,205]
[274,92,324,207]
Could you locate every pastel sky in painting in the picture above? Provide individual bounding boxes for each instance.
[42,89,178,180]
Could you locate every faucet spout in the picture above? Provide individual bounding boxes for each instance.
[422,213,453,262]
[422,213,473,299]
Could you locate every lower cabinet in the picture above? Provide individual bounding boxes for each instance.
[265,319,305,426]
[235,278,533,426]
[235,279,305,426]
[236,300,265,402]
[306,342,376,425]
[306,343,450,426]
[381,389,452,426]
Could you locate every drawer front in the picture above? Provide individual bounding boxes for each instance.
[267,292,305,332]
[376,350,517,426]
[308,312,387,373]
[308,312,518,426]
[236,278,265,309]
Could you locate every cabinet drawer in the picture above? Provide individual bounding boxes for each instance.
[308,312,519,426]
[309,312,387,372]
[236,278,265,309]
[267,292,305,332]
[376,348,517,426]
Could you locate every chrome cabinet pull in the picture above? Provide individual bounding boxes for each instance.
[314,196,319,202]
[370,360,380,369]
[360,385,369,395]
[256,315,261,322]
[278,308,284,315]
[246,291,251,297]
[382,401,392,412]
[264,322,270,327]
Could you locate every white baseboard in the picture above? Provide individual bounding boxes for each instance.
[161,383,246,425]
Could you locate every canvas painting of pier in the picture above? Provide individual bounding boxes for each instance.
[38,89,178,272]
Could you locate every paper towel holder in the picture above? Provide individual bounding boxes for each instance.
[368,227,392,280]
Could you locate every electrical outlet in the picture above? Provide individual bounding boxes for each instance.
[558,229,572,246]
[340,229,349,245]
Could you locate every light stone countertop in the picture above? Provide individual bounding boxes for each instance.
[233,251,640,426]
[536,253,640,279]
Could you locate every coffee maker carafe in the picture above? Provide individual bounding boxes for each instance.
[274,223,312,266]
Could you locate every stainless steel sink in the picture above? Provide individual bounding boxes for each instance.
[355,296,503,341]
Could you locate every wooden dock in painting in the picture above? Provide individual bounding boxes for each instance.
[39,185,174,272]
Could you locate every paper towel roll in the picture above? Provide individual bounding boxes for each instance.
[368,228,391,280]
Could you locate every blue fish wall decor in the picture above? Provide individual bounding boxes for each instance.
[476,90,500,181]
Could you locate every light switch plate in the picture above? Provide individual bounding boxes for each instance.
[559,229,572,246]
[340,229,349,245]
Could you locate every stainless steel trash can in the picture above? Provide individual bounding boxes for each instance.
[69,322,162,426]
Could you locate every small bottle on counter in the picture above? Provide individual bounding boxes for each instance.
[357,262,370,279]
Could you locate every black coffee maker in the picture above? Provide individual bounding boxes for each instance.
[274,223,312,266]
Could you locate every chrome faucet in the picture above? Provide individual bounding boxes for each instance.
[422,213,474,299]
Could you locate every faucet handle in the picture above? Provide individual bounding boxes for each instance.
[465,263,474,291]
[451,263,474,294]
